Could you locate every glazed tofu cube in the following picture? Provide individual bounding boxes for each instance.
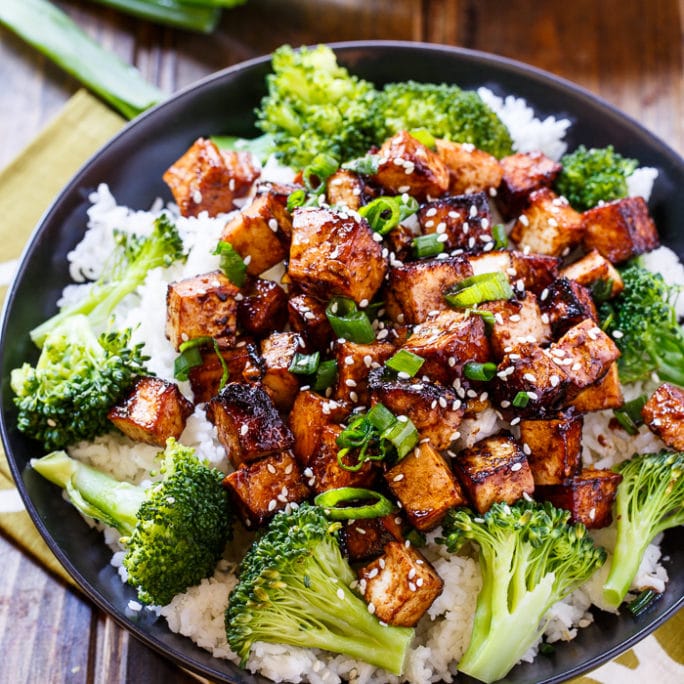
[288,390,350,467]
[384,256,474,325]
[342,515,403,563]
[260,332,307,411]
[510,188,584,257]
[560,249,625,298]
[165,270,239,350]
[402,310,491,386]
[334,340,396,405]
[434,139,503,195]
[641,383,684,450]
[509,251,561,295]
[582,196,659,263]
[496,151,562,219]
[373,130,450,201]
[205,382,294,467]
[220,190,292,276]
[358,541,444,627]
[162,137,259,217]
[325,169,366,210]
[222,451,310,529]
[368,368,464,451]
[540,277,598,337]
[287,293,334,352]
[385,442,467,531]
[453,433,535,513]
[536,468,623,528]
[567,362,624,413]
[288,206,387,305]
[417,192,494,254]
[519,414,583,485]
[108,376,193,446]
[385,223,417,262]
[237,278,288,338]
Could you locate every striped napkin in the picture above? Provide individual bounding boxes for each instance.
[0,89,681,682]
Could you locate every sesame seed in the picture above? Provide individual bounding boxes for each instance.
[500,400,511,408]
[393,473,405,482]
[510,417,521,426]
[344,355,355,365]
[345,378,357,387]
[368,602,376,614]
[337,588,345,601]
[267,463,277,474]
[268,499,277,511]
[240,424,249,436]
[349,391,359,403]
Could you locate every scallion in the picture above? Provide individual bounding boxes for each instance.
[213,240,247,287]
[366,402,398,433]
[613,394,647,436]
[325,297,376,344]
[288,351,320,375]
[359,195,419,235]
[445,271,514,307]
[302,153,339,191]
[342,154,380,176]
[627,588,661,617]
[385,349,425,378]
[174,336,229,389]
[412,233,445,259]
[287,189,307,212]
[512,391,530,408]
[464,361,497,382]
[408,128,436,149]
[311,359,338,392]
[491,223,509,249]
[314,487,394,520]
[381,416,419,460]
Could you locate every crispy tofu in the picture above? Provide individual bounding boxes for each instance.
[259,332,307,411]
[325,169,367,210]
[582,196,659,264]
[641,383,684,450]
[435,139,503,195]
[342,515,403,563]
[519,414,583,485]
[536,468,623,528]
[560,249,625,298]
[237,277,288,338]
[385,224,418,262]
[373,130,450,201]
[108,376,193,446]
[510,187,584,257]
[165,270,239,350]
[358,541,443,627]
[287,293,334,352]
[205,382,294,468]
[162,137,259,217]
[385,442,467,531]
[288,206,387,305]
[222,451,310,529]
[567,362,624,413]
[333,340,396,406]
[384,256,474,325]
[540,277,598,337]
[453,433,535,513]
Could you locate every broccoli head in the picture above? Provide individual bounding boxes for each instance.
[31,438,231,606]
[11,315,149,450]
[440,500,606,683]
[555,144,638,210]
[599,258,684,386]
[603,451,684,609]
[225,503,413,675]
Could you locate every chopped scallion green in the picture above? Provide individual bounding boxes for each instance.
[311,359,338,392]
[445,271,513,307]
[463,361,497,382]
[314,487,395,520]
[288,351,320,375]
[325,297,376,344]
[381,416,419,460]
[512,391,530,408]
[385,349,425,377]
[174,336,229,389]
[213,240,247,287]
[412,233,445,258]
[613,394,647,435]
[359,195,419,235]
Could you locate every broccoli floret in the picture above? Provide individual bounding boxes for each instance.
[225,503,413,675]
[256,44,378,169]
[599,259,684,386]
[602,451,684,609]
[31,438,231,606]
[30,213,186,347]
[555,144,638,210]
[10,315,149,450]
[373,81,514,158]
[440,500,606,684]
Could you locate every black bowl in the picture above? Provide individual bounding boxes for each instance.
[1,41,682,684]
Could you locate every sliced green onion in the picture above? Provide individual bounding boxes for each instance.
[359,195,419,235]
[412,233,445,258]
[405,528,426,548]
[613,394,647,435]
[468,308,496,327]
[174,336,229,389]
[492,223,508,249]
[302,153,339,190]
[287,189,307,212]
[512,391,530,408]
[366,403,397,433]
[381,416,419,460]
[627,588,661,617]
[590,277,615,303]
[539,642,556,656]
[464,361,497,381]
[213,240,247,287]
[385,349,425,378]
[325,297,375,344]
[314,487,394,520]
[311,359,338,392]
[288,351,320,375]
[445,271,514,307]
[342,154,380,175]
[408,128,436,149]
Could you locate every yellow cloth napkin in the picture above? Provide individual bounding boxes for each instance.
[0,90,681,682]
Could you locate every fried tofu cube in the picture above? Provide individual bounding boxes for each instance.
[358,541,443,627]
[568,362,624,413]
[373,130,450,201]
[342,515,403,563]
[259,332,307,411]
[385,442,467,531]
[510,188,584,257]
[519,414,583,485]
[237,277,288,338]
[162,137,259,217]
[287,293,334,352]
[536,468,623,528]
[435,139,503,195]
[220,190,292,276]
[165,270,239,350]
[385,223,417,262]
[325,169,366,210]
[222,451,310,529]
[108,376,193,446]
[205,382,294,467]
[641,383,684,450]
[288,206,387,305]
[384,256,474,325]
[560,249,625,298]
[496,151,562,219]
[540,277,598,337]
[334,340,396,405]
[582,196,659,264]
[453,433,535,513]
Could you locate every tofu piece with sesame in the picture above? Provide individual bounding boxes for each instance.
[222,451,310,529]
[237,277,289,339]
[582,196,659,264]
[385,442,467,531]
[165,270,240,350]
[434,139,503,195]
[108,376,193,447]
[259,332,308,411]
[510,188,584,257]
[453,433,535,513]
[519,414,583,485]
[540,277,598,338]
[641,383,684,450]
[373,130,450,201]
[358,541,444,627]
[325,169,367,210]
[287,293,334,352]
[334,340,396,405]
[567,362,624,413]
[384,256,474,325]
[288,206,387,305]
[342,514,404,563]
[162,137,259,217]
[560,249,625,298]
[205,382,294,468]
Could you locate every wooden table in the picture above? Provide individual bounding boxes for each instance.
[0,1,682,682]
